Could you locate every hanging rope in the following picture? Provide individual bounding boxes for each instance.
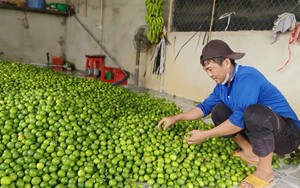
[219,12,236,31]
[174,32,199,62]
[277,22,300,71]
[174,16,209,62]
[174,0,217,62]
[153,39,165,75]
[144,27,168,76]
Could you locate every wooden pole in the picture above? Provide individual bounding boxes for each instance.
[85,0,88,17]
[207,0,217,43]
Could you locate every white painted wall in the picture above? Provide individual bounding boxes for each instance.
[159,31,300,116]
[0,0,299,115]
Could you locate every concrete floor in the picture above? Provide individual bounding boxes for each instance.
[124,85,300,188]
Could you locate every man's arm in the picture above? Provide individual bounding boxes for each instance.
[172,107,204,121]
[185,119,243,144]
[157,107,204,130]
[206,119,242,137]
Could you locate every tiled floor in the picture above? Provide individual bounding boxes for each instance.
[124,85,300,188]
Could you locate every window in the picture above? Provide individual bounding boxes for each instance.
[173,0,300,31]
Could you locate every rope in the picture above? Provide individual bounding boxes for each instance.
[277,23,300,71]
[219,12,236,31]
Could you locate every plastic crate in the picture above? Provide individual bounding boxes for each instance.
[51,56,64,71]
[100,67,127,85]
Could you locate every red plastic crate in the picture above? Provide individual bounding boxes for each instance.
[52,56,64,71]
[100,67,127,85]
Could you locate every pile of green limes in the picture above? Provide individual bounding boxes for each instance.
[0,61,255,188]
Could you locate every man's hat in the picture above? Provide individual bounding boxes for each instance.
[200,39,245,62]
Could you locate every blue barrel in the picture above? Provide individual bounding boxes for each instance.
[27,0,45,9]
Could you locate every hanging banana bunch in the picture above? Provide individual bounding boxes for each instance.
[145,0,164,44]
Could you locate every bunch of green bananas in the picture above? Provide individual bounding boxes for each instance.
[145,0,164,44]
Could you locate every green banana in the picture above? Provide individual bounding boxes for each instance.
[145,0,164,43]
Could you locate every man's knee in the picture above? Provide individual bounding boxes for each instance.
[244,104,272,132]
[244,104,267,120]
[211,103,232,126]
[244,105,276,156]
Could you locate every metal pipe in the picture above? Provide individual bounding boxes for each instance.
[167,0,174,35]
[29,63,66,67]
[134,48,140,86]
[73,14,126,73]
[74,14,130,85]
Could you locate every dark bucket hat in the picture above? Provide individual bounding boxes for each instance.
[200,39,245,62]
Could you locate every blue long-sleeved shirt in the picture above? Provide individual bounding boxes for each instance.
[197,64,300,129]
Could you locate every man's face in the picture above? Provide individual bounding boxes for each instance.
[202,59,228,84]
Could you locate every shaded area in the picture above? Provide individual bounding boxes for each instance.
[173,0,300,31]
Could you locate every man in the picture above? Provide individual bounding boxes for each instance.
[157,39,300,188]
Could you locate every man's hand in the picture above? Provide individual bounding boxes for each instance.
[157,107,204,131]
[184,130,208,144]
[157,116,176,130]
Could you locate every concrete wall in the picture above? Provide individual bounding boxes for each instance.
[65,0,146,72]
[0,0,299,115]
[0,9,66,65]
[162,31,300,116]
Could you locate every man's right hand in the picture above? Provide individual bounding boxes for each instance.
[157,107,204,131]
[157,116,176,130]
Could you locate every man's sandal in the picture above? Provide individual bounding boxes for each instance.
[240,174,271,188]
[232,151,258,165]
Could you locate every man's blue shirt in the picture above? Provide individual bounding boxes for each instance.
[197,64,300,129]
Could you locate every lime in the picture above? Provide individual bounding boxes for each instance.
[1,176,12,185]
[273,163,280,170]
[108,179,117,186]
[170,154,177,161]
[292,159,299,166]
[31,176,41,185]
[283,158,292,165]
